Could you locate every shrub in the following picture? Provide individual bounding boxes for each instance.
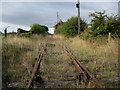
[30,24,48,35]
[19,32,31,37]
[89,11,120,37]
[55,17,87,37]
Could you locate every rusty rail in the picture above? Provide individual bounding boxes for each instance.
[64,46,104,88]
[26,44,104,88]
[27,47,45,89]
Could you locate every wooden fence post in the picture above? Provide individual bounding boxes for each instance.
[108,32,111,43]
[4,29,7,38]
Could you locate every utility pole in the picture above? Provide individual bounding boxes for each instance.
[57,12,59,23]
[4,26,10,37]
[118,1,120,18]
[76,0,80,34]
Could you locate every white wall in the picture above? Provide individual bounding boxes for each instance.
[48,28,55,34]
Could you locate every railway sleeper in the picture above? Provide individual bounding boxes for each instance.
[64,47,104,88]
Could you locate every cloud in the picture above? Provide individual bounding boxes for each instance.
[1,0,120,2]
[0,22,30,33]
[1,2,118,33]
[81,2,118,14]
[2,2,77,27]
[80,2,118,23]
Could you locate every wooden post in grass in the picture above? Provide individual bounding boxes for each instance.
[4,28,7,37]
[4,26,10,38]
[108,32,111,43]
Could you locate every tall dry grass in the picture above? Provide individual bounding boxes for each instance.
[64,36,118,87]
[2,34,119,88]
[2,35,48,87]
[54,35,118,87]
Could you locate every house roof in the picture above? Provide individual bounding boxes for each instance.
[54,20,64,28]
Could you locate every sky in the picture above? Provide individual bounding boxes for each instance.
[0,0,119,34]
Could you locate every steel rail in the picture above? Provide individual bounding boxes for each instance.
[27,48,45,89]
[64,46,104,88]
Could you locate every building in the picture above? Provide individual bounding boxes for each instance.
[54,20,64,30]
[17,28,30,34]
[48,28,55,34]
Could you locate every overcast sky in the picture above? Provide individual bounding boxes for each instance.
[0,0,119,33]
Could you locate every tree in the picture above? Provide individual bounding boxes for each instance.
[30,24,48,34]
[55,17,87,37]
[89,10,107,36]
[106,15,120,37]
[89,11,120,37]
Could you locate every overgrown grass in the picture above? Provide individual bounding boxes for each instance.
[2,34,119,88]
[2,35,47,87]
[63,36,119,88]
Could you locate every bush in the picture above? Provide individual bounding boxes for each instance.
[55,17,87,37]
[30,24,48,35]
[19,32,31,37]
[106,16,120,37]
[89,11,120,37]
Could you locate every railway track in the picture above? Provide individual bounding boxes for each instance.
[64,45,104,88]
[26,43,104,88]
[27,46,46,88]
